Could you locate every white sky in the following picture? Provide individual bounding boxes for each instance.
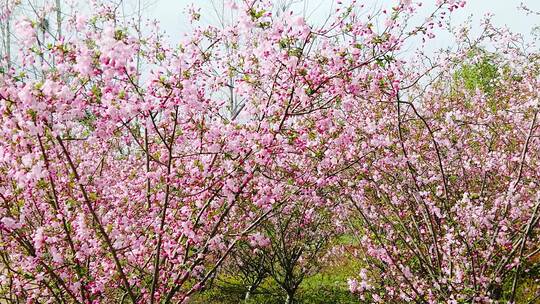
[143,0,540,51]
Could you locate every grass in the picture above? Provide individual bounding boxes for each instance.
[188,238,540,303]
[189,257,362,303]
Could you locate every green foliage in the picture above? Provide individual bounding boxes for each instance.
[500,262,540,303]
[79,110,97,132]
[249,8,266,20]
[453,53,499,95]
[191,259,362,303]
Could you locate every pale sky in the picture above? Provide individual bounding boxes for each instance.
[143,0,540,52]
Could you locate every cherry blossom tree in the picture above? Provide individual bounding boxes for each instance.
[345,17,540,303]
[7,0,538,303]
[0,0,411,302]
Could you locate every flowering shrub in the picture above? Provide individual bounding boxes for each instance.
[344,22,540,303]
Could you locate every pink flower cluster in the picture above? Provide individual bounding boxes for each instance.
[0,0,538,303]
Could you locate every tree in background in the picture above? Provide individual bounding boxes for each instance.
[218,237,270,302]
[261,202,337,304]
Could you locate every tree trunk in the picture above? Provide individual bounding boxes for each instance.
[244,284,254,302]
[284,291,294,304]
[55,0,62,38]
